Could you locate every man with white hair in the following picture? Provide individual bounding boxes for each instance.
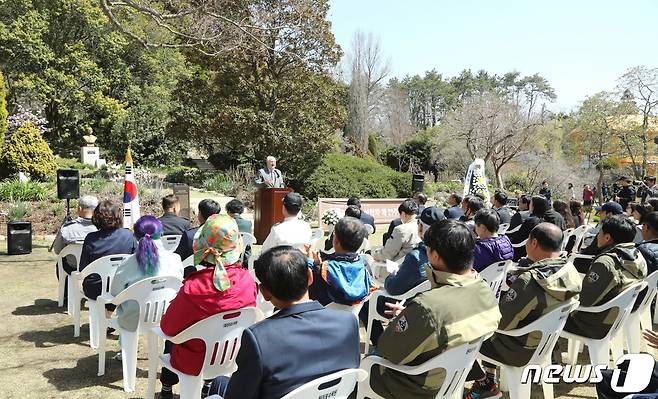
[255,155,285,188]
[53,195,99,277]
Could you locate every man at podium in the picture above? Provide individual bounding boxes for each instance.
[255,156,285,188]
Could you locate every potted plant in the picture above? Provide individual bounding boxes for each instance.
[321,209,340,234]
[7,201,31,255]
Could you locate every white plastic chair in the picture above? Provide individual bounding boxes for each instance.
[479,260,512,300]
[560,228,574,251]
[357,337,486,399]
[497,223,510,235]
[568,225,590,253]
[96,275,183,396]
[282,368,368,399]
[325,302,364,321]
[511,239,528,250]
[162,235,183,252]
[623,270,658,353]
[240,232,257,247]
[480,300,579,399]
[182,254,194,269]
[365,224,375,235]
[248,268,276,317]
[504,224,521,235]
[363,280,432,354]
[310,228,324,246]
[56,243,83,312]
[70,254,130,347]
[151,308,262,399]
[561,282,647,368]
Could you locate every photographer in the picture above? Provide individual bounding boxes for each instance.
[616,177,636,210]
[639,176,658,203]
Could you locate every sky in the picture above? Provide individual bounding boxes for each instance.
[328,0,658,112]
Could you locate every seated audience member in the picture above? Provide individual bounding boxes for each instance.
[383,193,426,244]
[597,328,658,399]
[174,199,220,269]
[226,199,253,264]
[543,203,567,231]
[508,195,550,260]
[648,197,658,211]
[158,194,191,236]
[372,199,421,262]
[563,215,647,339]
[491,191,511,225]
[638,212,658,274]
[79,200,137,300]
[260,192,312,251]
[158,214,257,398]
[509,194,530,230]
[359,206,444,347]
[367,220,501,399]
[348,197,376,233]
[207,246,360,399]
[465,223,581,398]
[473,209,514,272]
[307,217,374,305]
[444,192,465,220]
[629,202,653,225]
[461,195,485,231]
[324,205,363,251]
[110,216,183,332]
[572,201,624,272]
[569,200,585,228]
[553,200,576,229]
[414,192,428,214]
[53,195,99,279]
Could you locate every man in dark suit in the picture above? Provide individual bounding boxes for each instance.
[159,194,191,236]
[491,191,511,225]
[347,197,376,233]
[174,199,220,270]
[509,194,530,230]
[444,193,464,220]
[208,246,360,399]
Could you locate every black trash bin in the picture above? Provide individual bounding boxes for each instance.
[7,221,32,255]
[412,174,425,193]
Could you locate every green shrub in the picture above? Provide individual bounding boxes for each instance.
[304,153,412,199]
[504,174,532,194]
[0,122,56,181]
[55,158,96,171]
[164,167,208,186]
[8,202,29,221]
[381,136,435,172]
[0,180,49,201]
[425,181,464,195]
[81,178,110,193]
[203,174,233,194]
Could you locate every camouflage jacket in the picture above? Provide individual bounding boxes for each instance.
[566,242,646,339]
[370,266,501,399]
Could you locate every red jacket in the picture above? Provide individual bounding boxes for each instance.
[160,264,257,376]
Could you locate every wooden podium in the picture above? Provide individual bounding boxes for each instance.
[254,187,293,243]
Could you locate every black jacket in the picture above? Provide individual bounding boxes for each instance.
[509,211,529,230]
[444,205,464,220]
[159,212,191,236]
[495,207,512,225]
[360,211,376,234]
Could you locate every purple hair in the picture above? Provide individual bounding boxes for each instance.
[133,215,164,275]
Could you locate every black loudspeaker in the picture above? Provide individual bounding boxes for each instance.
[7,221,32,255]
[412,174,425,193]
[57,169,80,200]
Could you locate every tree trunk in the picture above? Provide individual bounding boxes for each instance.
[495,166,504,190]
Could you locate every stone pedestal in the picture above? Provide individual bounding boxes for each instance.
[81,146,100,166]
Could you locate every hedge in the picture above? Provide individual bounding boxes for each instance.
[303,153,412,199]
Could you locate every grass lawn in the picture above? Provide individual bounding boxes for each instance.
[0,236,600,398]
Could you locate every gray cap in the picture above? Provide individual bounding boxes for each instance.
[78,195,99,210]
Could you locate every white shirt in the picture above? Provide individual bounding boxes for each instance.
[260,216,312,252]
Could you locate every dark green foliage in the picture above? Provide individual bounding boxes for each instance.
[0,180,48,201]
[304,153,411,199]
[0,122,56,180]
[381,136,435,172]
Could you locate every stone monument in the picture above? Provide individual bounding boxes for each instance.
[81,127,100,166]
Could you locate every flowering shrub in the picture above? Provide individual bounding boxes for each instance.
[321,209,339,226]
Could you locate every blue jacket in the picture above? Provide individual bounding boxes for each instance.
[384,242,428,295]
[222,301,360,399]
[309,252,373,305]
[360,211,376,234]
[444,205,464,220]
[474,235,514,272]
